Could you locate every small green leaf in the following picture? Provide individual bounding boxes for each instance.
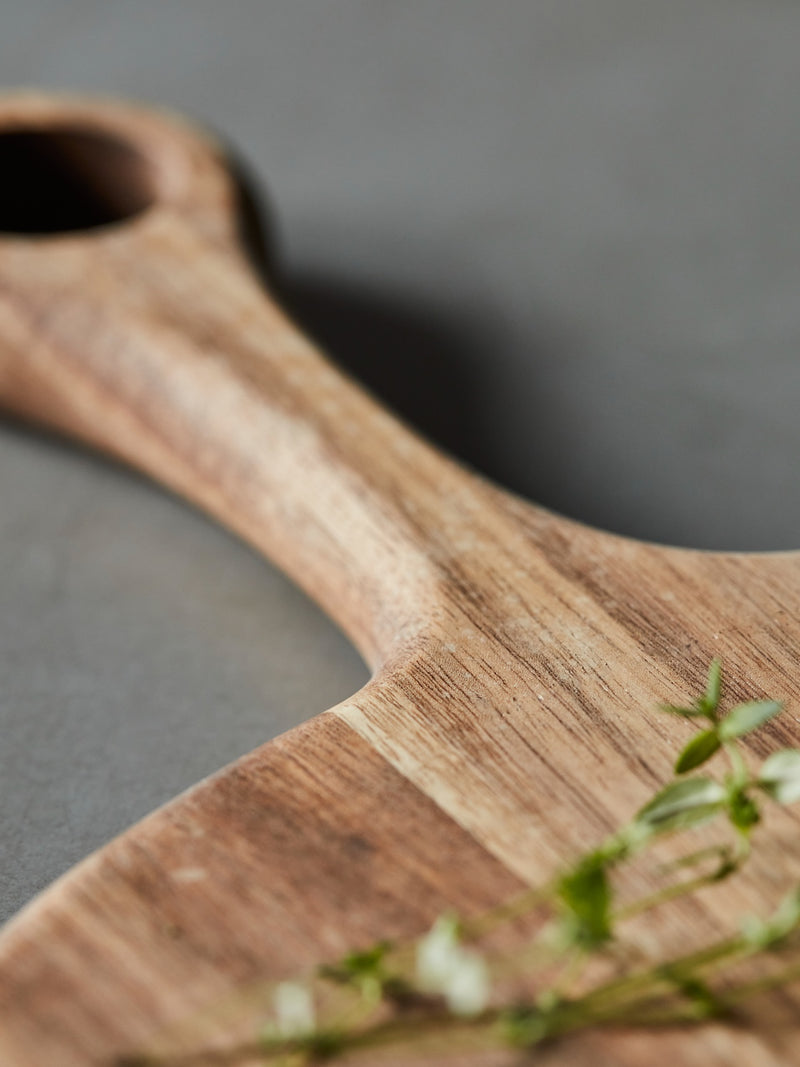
[727,788,760,833]
[502,1004,559,1047]
[741,889,800,950]
[758,749,800,804]
[656,806,726,833]
[768,888,800,944]
[340,942,391,978]
[636,778,726,830]
[319,941,400,1006]
[702,658,723,716]
[674,729,721,774]
[659,703,707,719]
[740,914,772,949]
[718,700,783,740]
[557,855,612,949]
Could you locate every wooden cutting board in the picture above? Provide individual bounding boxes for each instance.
[1,91,799,1066]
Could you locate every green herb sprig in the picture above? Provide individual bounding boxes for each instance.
[126,661,800,1065]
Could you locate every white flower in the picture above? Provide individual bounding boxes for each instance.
[273,981,316,1037]
[416,914,490,1016]
[441,951,489,1016]
[417,915,462,990]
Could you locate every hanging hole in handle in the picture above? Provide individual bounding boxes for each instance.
[0,126,158,235]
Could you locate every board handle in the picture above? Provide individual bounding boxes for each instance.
[0,93,489,666]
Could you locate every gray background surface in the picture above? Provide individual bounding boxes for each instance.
[3,0,800,921]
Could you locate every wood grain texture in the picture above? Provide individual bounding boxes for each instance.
[1,92,800,1065]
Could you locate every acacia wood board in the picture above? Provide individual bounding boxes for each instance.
[1,92,799,1066]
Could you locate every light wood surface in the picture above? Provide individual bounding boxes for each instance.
[1,92,800,1065]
